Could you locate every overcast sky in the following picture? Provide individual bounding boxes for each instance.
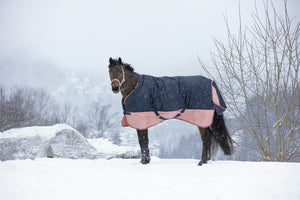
[0,0,299,87]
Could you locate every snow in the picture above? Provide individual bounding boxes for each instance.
[1,125,299,199]
[0,158,299,200]
[88,138,140,159]
[0,124,67,139]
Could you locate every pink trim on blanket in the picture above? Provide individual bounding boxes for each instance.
[176,109,214,128]
[211,82,226,111]
[122,109,215,130]
[211,83,220,107]
[122,112,164,130]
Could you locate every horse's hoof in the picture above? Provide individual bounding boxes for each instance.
[141,156,151,164]
[198,160,207,166]
[141,159,150,164]
[141,161,150,164]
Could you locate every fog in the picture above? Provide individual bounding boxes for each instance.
[1,0,298,85]
[0,0,299,157]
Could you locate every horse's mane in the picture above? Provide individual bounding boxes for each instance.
[109,58,135,72]
[123,63,135,72]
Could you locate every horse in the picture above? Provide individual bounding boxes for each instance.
[108,57,234,165]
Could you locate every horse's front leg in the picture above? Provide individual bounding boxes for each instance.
[137,129,151,164]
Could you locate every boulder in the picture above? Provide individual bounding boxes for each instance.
[0,124,100,161]
[0,124,140,161]
[88,138,140,159]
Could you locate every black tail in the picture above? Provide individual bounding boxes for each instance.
[210,112,234,156]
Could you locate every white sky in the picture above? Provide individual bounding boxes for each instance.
[0,0,299,84]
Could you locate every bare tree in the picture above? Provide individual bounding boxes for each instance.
[200,0,300,161]
[0,87,61,131]
[86,101,120,142]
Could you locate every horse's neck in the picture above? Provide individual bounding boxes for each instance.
[121,71,138,99]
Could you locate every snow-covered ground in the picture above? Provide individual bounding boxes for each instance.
[0,158,299,200]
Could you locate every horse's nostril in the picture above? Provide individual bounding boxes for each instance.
[112,86,119,93]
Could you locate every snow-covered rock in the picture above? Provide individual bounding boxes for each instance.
[0,124,140,161]
[88,138,140,159]
[0,124,99,161]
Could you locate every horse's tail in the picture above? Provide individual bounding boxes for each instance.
[210,112,234,156]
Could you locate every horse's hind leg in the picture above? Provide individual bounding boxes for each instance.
[198,127,212,166]
[137,129,151,164]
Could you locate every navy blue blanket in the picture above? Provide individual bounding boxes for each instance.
[122,74,226,129]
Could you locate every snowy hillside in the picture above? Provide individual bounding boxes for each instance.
[0,158,299,200]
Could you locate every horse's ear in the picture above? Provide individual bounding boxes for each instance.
[109,57,113,64]
[118,57,122,65]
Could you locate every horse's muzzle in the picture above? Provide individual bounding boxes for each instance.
[112,86,120,94]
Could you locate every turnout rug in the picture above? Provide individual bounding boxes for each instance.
[122,74,226,130]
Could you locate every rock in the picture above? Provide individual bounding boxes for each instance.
[0,124,140,161]
[0,124,100,161]
[88,138,140,159]
[46,126,101,159]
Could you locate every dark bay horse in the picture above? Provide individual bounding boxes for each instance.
[108,57,233,165]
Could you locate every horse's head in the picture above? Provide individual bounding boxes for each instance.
[108,57,125,94]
